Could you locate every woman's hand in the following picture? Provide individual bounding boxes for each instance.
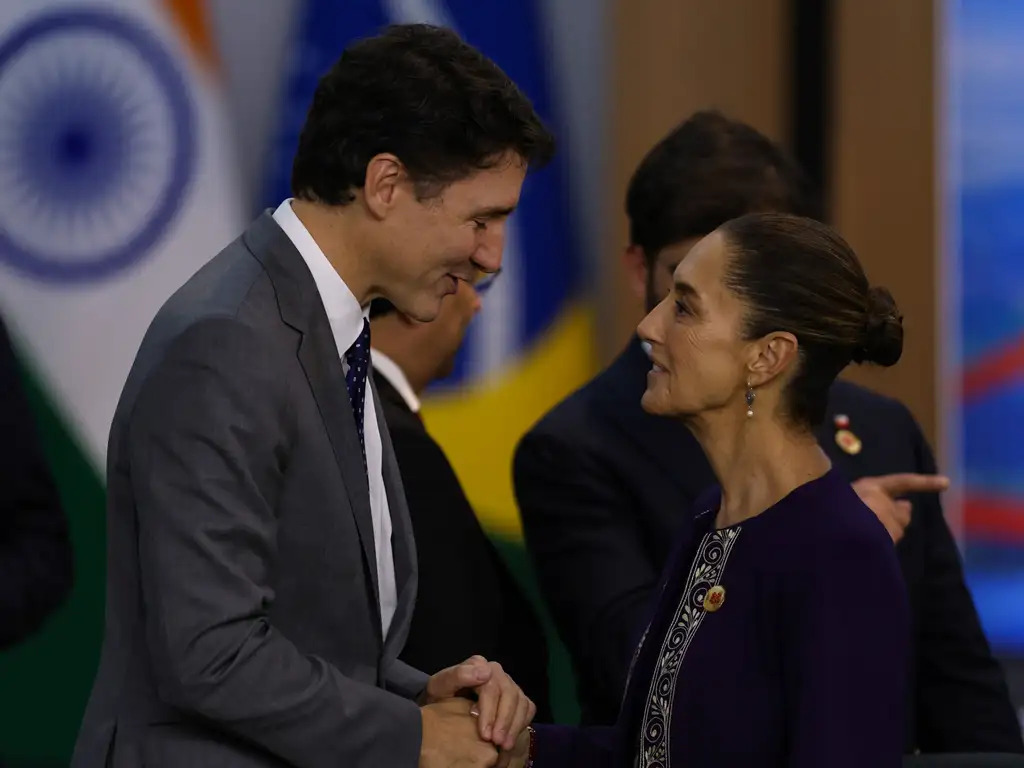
[495,726,532,768]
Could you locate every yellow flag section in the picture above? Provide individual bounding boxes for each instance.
[421,303,596,540]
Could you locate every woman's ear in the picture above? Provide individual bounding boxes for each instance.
[746,332,799,388]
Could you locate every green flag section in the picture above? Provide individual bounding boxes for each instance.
[0,364,105,765]
[489,535,582,726]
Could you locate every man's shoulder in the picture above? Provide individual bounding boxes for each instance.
[823,379,933,488]
[159,238,268,325]
[144,232,286,352]
[521,354,623,449]
[117,241,283,420]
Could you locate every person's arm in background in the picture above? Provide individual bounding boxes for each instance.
[0,315,74,649]
[514,429,659,722]
[902,405,1024,753]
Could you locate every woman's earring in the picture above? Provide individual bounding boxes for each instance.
[745,381,756,418]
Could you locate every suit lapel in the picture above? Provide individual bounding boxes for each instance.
[245,213,382,627]
[297,328,381,608]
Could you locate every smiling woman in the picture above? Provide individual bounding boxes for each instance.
[639,212,904,430]
[508,213,912,768]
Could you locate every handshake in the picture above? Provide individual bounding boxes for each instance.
[419,655,535,768]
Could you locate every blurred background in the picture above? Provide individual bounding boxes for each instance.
[0,0,1021,764]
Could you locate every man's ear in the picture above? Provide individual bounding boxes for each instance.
[363,153,405,220]
[623,244,648,302]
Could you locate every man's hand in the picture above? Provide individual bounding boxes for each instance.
[852,473,950,543]
[423,655,536,751]
[419,698,498,768]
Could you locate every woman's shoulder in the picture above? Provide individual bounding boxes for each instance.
[775,470,898,568]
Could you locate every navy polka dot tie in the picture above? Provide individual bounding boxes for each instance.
[345,319,371,463]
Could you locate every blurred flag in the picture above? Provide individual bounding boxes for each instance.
[0,0,243,471]
[0,0,243,760]
[944,0,1024,652]
[264,0,595,540]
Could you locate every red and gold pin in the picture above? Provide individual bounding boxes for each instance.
[703,585,726,612]
[833,413,862,455]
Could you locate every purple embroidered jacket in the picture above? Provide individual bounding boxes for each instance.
[531,469,909,767]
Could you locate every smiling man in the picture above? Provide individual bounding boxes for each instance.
[73,24,553,768]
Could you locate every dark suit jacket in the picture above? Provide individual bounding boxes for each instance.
[514,337,1024,754]
[0,315,73,649]
[72,214,428,768]
[373,372,553,721]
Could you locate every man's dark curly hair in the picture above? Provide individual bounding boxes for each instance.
[291,24,555,205]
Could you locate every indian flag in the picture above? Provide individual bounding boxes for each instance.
[0,0,243,763]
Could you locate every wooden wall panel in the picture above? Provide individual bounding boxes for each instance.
[831,0,938,445]
[607,0,790,357]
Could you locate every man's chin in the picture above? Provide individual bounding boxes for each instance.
[398,297,443,324]
[435,355,457,382]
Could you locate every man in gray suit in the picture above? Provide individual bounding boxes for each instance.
[72,24,553,768]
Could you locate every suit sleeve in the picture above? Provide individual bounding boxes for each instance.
[514,428,658,720]
[783,532,909,768]
[384,658,429,701]
[903,407,1024,753]
[0,316,73,649]
[128,318,422,768]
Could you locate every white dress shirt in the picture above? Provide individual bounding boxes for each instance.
[273,199,397,638]
[370,349,421,415]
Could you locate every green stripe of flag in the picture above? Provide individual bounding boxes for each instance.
[0,360,105,766]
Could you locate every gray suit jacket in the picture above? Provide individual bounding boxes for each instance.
[72,213,429,767]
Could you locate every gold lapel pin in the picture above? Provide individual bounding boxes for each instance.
[833,414,862,455]
[704,585,726,612]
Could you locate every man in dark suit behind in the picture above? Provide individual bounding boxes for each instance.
[368,279,552,722]
[73,25,547,768]
[514,111,1024,753]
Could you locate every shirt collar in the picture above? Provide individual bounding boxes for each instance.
[272,198,366,351]
[370,349,421,414]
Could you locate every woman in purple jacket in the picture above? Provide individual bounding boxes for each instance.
[506,212,909,768]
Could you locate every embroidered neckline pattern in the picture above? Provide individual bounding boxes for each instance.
[636,526,741,768]
[620,506,718,710]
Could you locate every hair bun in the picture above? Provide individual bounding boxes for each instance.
[853,286,903,367]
